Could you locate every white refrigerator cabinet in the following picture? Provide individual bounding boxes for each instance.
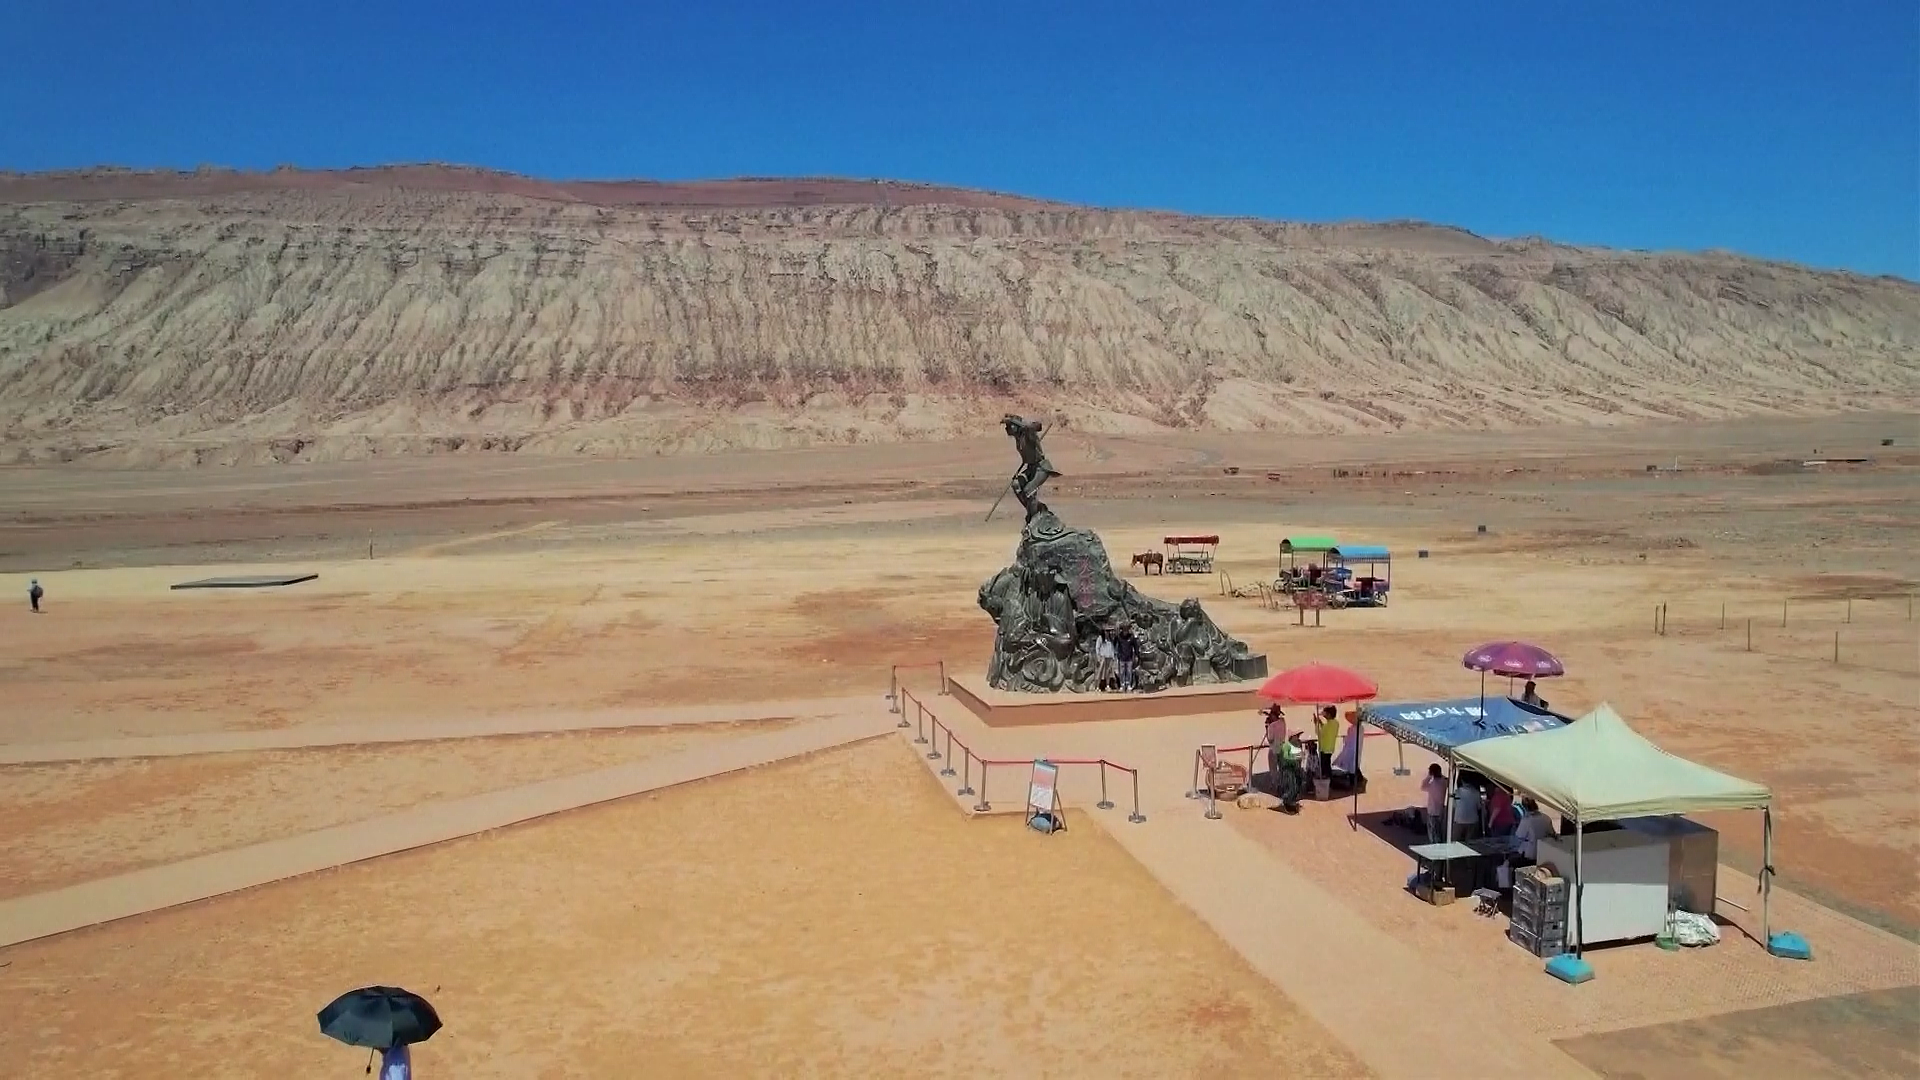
[1535,828,1671,946]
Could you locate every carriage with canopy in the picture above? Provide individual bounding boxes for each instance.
[1325,544,1392,607]
[1276,535,1339,595]
[1163,535,1218,575]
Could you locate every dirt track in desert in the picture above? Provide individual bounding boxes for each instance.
[0,411,1916,1076]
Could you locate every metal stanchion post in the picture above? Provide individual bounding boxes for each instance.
[895,678,910,727]
[914,698,928,745]
[938,659,947,693]
[1720,602,1725,630]
[1186,750,1202,798]
[939,728,956,775]
[1204,778,1222,820]
[1097,761,1114,809]
[888,666,899,713]
[1833,631,1839,664]
[1129,770,1146,823]
[958,749,975,796]
[974,767,990,813]
[927,716,943,760]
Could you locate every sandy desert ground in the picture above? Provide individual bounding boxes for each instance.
[0,411,1916,1076]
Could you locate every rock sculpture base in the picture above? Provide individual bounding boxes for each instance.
[977,505,1266,694]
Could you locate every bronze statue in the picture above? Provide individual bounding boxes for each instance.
[975,415,1266,693]
[999,414,1060,520]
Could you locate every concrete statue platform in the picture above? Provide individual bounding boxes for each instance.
[947,672,1263,726]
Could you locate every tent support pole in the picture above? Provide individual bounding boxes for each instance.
[1350,717,1363,828]
[1762,807,1773,947]
[1574,816,1585,958]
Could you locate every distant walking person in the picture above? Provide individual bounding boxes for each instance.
[28,578,43,613]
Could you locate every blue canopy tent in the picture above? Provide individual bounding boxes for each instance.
[1353,695,1573,828]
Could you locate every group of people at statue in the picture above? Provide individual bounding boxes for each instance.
[1090,624,1141,692]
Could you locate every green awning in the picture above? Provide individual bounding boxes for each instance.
[1279,535,1339,553]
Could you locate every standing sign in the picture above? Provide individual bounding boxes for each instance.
[1027,760,1060,816]
[1025,759,1064,833]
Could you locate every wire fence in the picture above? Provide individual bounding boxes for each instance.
[1652,593,1918,676]
[897,688,1145,823]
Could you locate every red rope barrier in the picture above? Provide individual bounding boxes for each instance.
[899,690,1144,821]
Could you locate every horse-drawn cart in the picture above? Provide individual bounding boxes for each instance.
[1163,535,1219,575]
[1326,544,1392,607]
[1275,535,1338,594]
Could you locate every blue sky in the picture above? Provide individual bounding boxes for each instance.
[4,1,1915,276]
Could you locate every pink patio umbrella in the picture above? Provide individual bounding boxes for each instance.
[1462,641,1565,720]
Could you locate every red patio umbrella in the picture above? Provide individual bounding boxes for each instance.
[1257,663,1379,704]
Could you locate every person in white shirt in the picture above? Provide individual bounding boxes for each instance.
[380,1044,412,1080]
[1420,764,1448,843]
[1513,796,1554,861]
[1452,780,1485,842]
[1093,631,1117,691]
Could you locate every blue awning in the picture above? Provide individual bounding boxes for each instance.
[1330,544,1391,561]
[1358,695,1569,758]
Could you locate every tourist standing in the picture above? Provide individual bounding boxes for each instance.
[1093,630,1117,691]
[1262,704,1287,774]
[1487,785,1517,836]
[1420,764,1447,843]
[1314,705,1341,779]
[1276,732,1306,814]
[1513,797,1554,861]
[1453,779,1485,842]
[380,1043,412,1080]
[1114,625,1138,691]
[28,578,43,613]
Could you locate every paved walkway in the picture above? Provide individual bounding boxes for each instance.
[0,696,875,764]
[890,695,1597,1079]
[0,708,893,948]
[1107,813,1593,1079]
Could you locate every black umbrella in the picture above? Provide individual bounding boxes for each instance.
[317,986,442,1050]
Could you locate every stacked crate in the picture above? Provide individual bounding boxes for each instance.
[1508,865,1569,957]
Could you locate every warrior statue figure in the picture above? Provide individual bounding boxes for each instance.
[1001,414,1061,519]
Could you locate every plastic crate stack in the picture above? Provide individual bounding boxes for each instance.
[1508,865,1569,957]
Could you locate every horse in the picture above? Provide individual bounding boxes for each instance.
[1130,551,1165,575]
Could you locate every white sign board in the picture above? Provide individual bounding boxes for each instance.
[1026,760,1060,815]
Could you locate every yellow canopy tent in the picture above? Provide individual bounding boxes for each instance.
[1453,703,1775,954]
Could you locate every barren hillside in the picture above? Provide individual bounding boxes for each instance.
[1,165,1915,467]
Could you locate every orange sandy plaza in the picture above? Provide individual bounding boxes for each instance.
[0,417,1917,1077]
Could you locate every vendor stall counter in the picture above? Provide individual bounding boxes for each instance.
[1537,829,1670,946]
